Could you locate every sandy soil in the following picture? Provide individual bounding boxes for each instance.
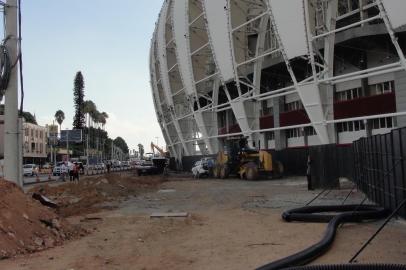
[1,176,405,270]
[0,180,84,259]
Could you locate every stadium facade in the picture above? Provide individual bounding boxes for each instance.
[150,0,406,161]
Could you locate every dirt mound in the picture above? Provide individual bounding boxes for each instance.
[30,172,166,217]
[0,179,84,259]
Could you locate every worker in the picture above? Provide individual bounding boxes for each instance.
[60,162,67,182]
[106,162,111,173]
[306,155,313,190]
[73,163,80,183]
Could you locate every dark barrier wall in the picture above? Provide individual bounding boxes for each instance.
[353,127,406,218]
[181,145,352,189]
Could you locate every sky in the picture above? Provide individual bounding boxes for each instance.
[17,0,164,152]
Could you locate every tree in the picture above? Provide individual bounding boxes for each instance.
[100,112,108,129]
[83,100,97,124]
[138,143,144,158]
[54,110,65,132]
[73,71,85,129]
[22,112,37,125]
[114,137,129,154]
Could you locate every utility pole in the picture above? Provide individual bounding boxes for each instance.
[4,0,22,186]
[66,129,69,161]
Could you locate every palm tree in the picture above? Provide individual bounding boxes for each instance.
[54,110,65,133]
[83,100,97,127]
[100,112,108,130]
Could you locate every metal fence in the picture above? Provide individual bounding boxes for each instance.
[353,127,406,218]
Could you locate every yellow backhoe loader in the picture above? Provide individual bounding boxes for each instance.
[213,138,283,180]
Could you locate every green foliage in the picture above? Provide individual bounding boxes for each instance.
[0,105,37,125]
[22,111,37,124]
[54,110,65,129]
[114,136,129,154]
[73,71,85,129]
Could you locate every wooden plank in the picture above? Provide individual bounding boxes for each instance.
[150,212,189,218]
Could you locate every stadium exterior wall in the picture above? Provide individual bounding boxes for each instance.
[150,0,406,162]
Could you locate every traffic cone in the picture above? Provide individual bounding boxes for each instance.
[36,174,40,183]
[48,173,52,180]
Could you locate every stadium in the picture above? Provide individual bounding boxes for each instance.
[149,0,406,161]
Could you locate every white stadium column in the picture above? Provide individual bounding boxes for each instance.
[172,0,215,154]
[266,0,331,144]
[203,0,253,144]
[157,1,190,156]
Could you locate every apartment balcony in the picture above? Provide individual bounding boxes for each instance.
[218,123,241,135]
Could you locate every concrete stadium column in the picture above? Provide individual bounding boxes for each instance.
[395,71,406,127]
[322,0,338,144]
[273,97,287,150]
[244,100,260,149]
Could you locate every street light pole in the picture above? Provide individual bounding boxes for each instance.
[66,129,69,161]
[4,0,22,186]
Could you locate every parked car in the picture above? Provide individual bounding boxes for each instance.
[23,164,39,176]
[191,160,208,178]
[191,158,215,178]
[53,161,73,176]
[95,163,106,170]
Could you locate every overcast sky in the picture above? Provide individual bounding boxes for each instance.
[18,0,164,152]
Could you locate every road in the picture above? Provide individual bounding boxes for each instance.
[0,175,405,270]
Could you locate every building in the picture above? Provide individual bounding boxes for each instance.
[149,0,406,161]
[0,116,47,164]
[22,122,47,164]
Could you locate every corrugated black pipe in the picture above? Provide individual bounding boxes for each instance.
[256,205,390,270]
[284,264,406,270]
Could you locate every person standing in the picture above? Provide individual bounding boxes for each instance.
[306,155,313,190]
[69,162,75,182]
[60,162,67,182]
[106,162,111,174]
[73,163,80,183]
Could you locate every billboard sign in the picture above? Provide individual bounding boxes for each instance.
[60,129,83,143]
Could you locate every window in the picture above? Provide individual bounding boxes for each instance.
[305,127,317,136]
[369,81,394,96]
[337,120,366,133]
[35,130,38,138]
[261,101,273,116]
[266,131,275,141]
[287,128,302,138]
[335,87,363,101]
[371,117,395,130]
[24,128,28,136]
[285,101,302,112]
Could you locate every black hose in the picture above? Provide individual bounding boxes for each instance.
[0,40,11,96]
[283,264,406,270]
[256,205,390,270]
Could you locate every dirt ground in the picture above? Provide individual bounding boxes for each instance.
[1,174,405,270]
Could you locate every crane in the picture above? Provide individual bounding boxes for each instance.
[150,142,169,157]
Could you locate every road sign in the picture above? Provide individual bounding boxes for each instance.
[60,129,83,143]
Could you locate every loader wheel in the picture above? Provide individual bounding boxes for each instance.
[246,167,258,181]
[219,165,229,179]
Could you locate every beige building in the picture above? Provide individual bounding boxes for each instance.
[23,122,47,163]
[0,116,47,163]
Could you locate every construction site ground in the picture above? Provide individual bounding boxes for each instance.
[1,171,405,270]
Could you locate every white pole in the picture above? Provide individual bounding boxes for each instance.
[66,129,69,161]
[4,0,22,186]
